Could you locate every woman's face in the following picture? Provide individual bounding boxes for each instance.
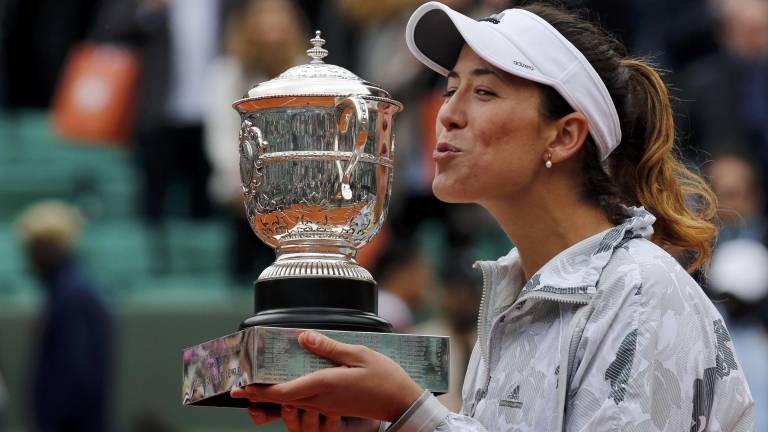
[244,0,299,51]
[433,45,552,205]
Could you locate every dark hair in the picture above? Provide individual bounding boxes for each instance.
[524,3,718,272]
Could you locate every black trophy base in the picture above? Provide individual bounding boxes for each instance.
[240,307,392,332]
[239,277,393,333]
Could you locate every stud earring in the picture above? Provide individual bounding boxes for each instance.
[545,153,553,169]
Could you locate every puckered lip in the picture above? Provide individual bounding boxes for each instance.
[436,142,461,152]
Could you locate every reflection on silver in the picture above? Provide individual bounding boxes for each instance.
[181,329,252,407]
[233,31,403,282]
[182,327,450,407]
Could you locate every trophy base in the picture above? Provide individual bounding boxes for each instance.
[240,307,393,333]
[182,326,449,407]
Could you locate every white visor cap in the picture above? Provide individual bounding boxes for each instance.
[405,2,622,160]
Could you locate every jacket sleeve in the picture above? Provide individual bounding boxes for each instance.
[384,391,488,432]
[564,253,755,431]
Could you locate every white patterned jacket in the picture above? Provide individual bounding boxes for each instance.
[389,207,755,431]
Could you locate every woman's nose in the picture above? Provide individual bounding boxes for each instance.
[437,94,467,131]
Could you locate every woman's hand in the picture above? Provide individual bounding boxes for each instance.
[230,330,424,423]
[246,404,381,432]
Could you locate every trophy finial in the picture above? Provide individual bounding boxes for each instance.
[307,30,328,64]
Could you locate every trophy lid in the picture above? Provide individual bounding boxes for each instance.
[233,31,401,112]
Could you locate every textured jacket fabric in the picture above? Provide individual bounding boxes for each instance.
[392,208,755,431]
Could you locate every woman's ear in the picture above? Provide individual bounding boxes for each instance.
[545,112,589,164]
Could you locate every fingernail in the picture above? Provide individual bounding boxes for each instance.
[284,405,295,412]
[305,331,321,347]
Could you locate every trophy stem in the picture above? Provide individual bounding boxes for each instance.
[241,277,392,332]
[240,278,392,333]
[275,242,357,260]
[240,307,392,332]
[241,244,393,333]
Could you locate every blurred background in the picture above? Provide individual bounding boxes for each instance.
[0,0,766,431]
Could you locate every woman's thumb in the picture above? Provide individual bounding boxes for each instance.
[298,331,364,365]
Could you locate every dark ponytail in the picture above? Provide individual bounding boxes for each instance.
[526,4,718,272]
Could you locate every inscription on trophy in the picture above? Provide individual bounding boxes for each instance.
[254,328,448,389]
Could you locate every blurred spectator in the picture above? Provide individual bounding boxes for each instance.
[706,154,768,324]
[96,0,221,271]
[0,0,102,108]
[412,255,481,411]
[0,370,5,432]
[677,0,768,169]
[16,201,114,432]
[374,241,431,332]
[628,0,718,69]
[709,154,767,243]
[135,0,217,223]
[706,155,768,431]
[100,0,220,221]
[204,0,306,283]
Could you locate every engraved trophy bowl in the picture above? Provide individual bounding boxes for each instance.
[233,31,402,332]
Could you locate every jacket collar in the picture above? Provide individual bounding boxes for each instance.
[479,207,656,305]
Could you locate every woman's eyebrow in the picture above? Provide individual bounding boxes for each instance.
[471,68,498,78]
[447,68,500,80]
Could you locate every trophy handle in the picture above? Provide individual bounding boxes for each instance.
[239,120,268,197]
[336,96,369,200]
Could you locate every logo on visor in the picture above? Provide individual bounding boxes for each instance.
[513,60,535,71]
[480,12,505,24]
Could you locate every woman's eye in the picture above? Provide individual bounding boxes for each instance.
[442,89,456,99]
[475,88,496,97]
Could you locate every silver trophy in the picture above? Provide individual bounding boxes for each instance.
[182,32,448,408]
[233,30,401,331]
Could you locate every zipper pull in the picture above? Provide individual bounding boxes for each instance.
[469,386,488,416]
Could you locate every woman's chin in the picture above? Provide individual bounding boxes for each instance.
[432,180,472,203]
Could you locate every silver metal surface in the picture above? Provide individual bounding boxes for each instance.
[233,31,403,283]
[182,327,450,406]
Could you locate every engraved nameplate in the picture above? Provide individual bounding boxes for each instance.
[182,327,450,407]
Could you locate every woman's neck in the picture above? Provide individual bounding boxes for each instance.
[483,189,614,281]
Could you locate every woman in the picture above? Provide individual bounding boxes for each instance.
[231,2,755,431]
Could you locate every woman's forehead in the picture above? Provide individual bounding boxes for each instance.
[450,46,494,73]
[448,46,532,87]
